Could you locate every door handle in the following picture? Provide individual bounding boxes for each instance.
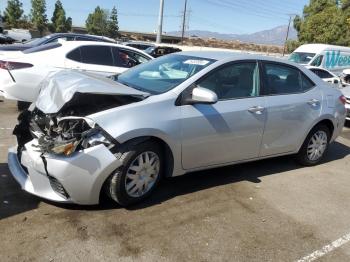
[307,99,320,106]
[248,106,265,114]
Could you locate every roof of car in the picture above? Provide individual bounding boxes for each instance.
[47,33,100,38]
[177,50,285,62]
[44,33,115,42]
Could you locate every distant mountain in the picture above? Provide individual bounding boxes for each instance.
[168,25,297,46]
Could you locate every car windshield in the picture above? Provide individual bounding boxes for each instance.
[288,52,316,64]
[117,54,216,94]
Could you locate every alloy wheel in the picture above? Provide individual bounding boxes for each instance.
[307,130,328,161]
[125,151,160,198]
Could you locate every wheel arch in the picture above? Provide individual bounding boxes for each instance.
[117,135,175,178]
[297,117,335,153]
[98,135,175,203]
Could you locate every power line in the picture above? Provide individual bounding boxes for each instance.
[201,0,287,21]
[216,0,291,18]
[191,14,246,34]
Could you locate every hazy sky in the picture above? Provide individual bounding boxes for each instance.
[0,0,309,34]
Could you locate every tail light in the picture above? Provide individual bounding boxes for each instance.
[0,60,33,70]
[339,95,347,105]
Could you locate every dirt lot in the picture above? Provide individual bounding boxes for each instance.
[1,99,350,262]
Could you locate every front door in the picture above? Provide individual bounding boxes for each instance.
[181,61,266,170]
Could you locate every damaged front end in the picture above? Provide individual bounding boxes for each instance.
[12,70,150,157]
[14,107,117,158]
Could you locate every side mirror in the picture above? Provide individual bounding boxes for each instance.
[189,87,218,104]
[333,79,339,84]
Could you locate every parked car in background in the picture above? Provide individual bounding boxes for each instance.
[0,41,153,104]
[145,45,182,58]
[0,33,16,44]
[123,41,155,51]
[3,29,31,43]
[306,66,343,88]
[338,85,350,122]
[289,44,350,75]
[8,52,346,206]
[0,33,116,53]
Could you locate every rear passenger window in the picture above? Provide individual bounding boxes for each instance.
[75,36,96,41]
[66,48,81,62]
[197,62,260,100]
[312,69,333,79]
[263,63,314,95]
[80,46,114,66]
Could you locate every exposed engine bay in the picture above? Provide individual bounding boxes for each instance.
[13,92,144,157]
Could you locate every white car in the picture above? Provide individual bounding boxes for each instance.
[340,86,350,121]
[4,29,31,43]
[306,66,342,88]
[0,41,153,103]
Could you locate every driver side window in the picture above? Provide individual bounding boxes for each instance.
[114,48,150,68]
[197,62,260,100]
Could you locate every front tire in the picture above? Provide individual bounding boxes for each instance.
[107,141,163,206]
[296,124,330,166]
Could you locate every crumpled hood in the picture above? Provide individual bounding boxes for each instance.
[341,86,350,98]
[35,70,149,114]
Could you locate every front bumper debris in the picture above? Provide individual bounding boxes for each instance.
[8,139,121,205]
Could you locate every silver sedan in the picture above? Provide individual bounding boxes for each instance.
[8,51,347,206]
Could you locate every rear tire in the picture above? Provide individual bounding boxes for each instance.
[107,141,163,206]
[296,124,330,166]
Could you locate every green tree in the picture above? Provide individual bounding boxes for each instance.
[85,6,108,35]
[65,17,72,32]
[293,0,350,45]
[4,0,24,28]
[286,39,302,53]
[106,6,119,38]
[31,0,47,36]
[18,15,33,29]
[49,0,71,33]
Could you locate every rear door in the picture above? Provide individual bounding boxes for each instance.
[65,45,118,76]
[78,45,117,76]
[259,61,322,156]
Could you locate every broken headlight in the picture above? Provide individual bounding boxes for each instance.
[49,130,113,156]
[81,131,112,149]
[38,117,113,156]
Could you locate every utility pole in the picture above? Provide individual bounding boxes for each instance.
[181,0,188,45]
[283,14,295,56]
[156,0,164,44]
